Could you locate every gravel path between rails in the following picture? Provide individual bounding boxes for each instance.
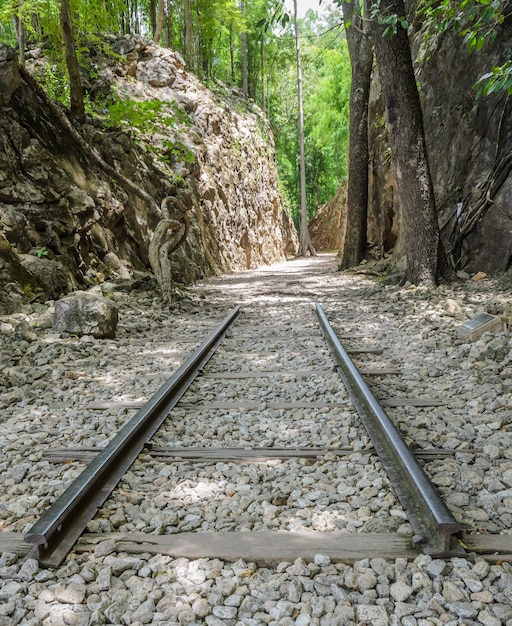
[1,253,512,625]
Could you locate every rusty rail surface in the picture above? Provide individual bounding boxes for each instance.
[315,303,461,556]
[25,306,240,568]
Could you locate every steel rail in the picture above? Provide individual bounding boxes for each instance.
[315,303,461,556]
[25,305,241,568]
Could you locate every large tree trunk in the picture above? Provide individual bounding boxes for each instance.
[241,1,248,98]
[149,0,157,37]
[293,0,315,257]
[183,0,194,70]
[153,0,165,43]
[60,0,85,122]
[165,0,173,48]
[366,0,439,286]
[338,0,373,269]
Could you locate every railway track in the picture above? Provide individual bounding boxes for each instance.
[3,257,512,625]
[17,298,504,569]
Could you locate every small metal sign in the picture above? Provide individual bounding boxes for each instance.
[458,313,501,341]
[462,313,495,331]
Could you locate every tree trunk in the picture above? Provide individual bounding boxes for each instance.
[149,0,157,38]
[165,0,173,48]
[339,0,373,269]
[183,0,194,70]
[133,0,141,33]
[153,0,165,43]
[260,37,265,111]
[241,1,248,98]
[60,0,85,122]
[293,0,315,257]
[15,0,26,67]
[366,0,439,286]
[230,23,236,83]
[195,0,204,78]
[148,197,190,302]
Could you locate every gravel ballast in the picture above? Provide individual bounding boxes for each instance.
[1,254,512,625]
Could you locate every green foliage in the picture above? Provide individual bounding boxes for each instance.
[105,98,196,165]
[369,1,409,35]
[268,7,350,222]
[106,98,179,132]
[195,0,241,80]
[0,0,61,46]
[418,0,504,46]
[475,60,512,95]
[40,60,71,105]
[36,246,49,258]
[417,0,509,96]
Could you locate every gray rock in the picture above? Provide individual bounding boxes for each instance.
[131,599,156,623]
[0,601,14,617]
[390,581,413,602]
[356,604,389,626]
[53,583,86,604]
[104,600,128,624]
[53,290,118,338]
[17,558,39,582]
[212,605,237,619]
[448,601,478,619]
[192,598,212,618]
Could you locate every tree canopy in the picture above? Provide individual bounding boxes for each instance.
[0,0,351,226]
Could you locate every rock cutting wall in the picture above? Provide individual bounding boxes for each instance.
[0,37,297,314]
[366,8,512,274]
[309,185,345,252]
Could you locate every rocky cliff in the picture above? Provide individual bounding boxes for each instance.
[309,185,345,252]
[0,36,298,314]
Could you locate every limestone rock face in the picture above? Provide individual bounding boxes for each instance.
[0,38,297,314]
[309,186,345,252]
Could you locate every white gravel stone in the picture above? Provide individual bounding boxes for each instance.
[356,604,389,625]
[390,581,414,602]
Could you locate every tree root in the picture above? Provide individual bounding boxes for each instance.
[148,196,190,302]
[443,147,512,269]
[18,65,158,212]
[18,64,190,300]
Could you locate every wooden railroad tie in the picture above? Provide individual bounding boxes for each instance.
[1,530,510,563]
[42,445,472,465]
[88,397,443,410]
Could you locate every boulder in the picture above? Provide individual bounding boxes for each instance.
[53,290,118,338]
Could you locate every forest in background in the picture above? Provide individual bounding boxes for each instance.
[0,0,351,227]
